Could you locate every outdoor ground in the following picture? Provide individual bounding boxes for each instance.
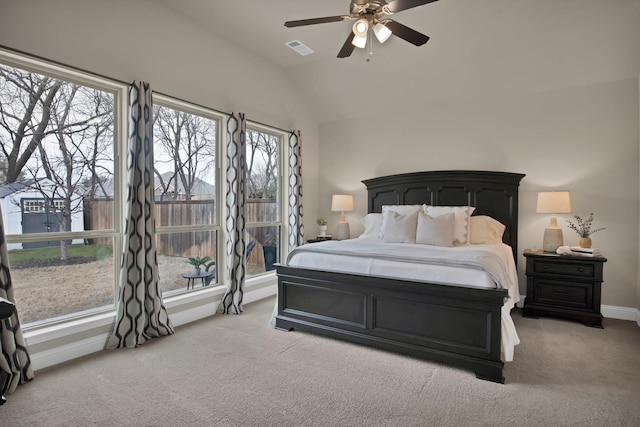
[9,256,265,325]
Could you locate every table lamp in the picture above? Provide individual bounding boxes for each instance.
[331,194,354,240]
[536,191,572,252]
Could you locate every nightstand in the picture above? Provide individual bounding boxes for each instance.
[523,249,607,328]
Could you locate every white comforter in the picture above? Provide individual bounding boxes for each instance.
[285,239,520,361]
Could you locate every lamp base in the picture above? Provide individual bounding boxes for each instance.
[336,222,350,240]
[542,228,563,253]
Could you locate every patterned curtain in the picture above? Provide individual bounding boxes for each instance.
[0,205,33,399]
[288,130,304,250]
[220,112,247,315]
[105,81,174,349]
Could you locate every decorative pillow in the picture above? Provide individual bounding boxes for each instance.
[358,213,383,239]
[416,211,455,247]
[422,205,476,246]
[381,210,419,244]
[469,215,506,244]
[379,205,422,239]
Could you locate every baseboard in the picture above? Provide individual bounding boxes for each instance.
[518,295,640,326]
[601,305,640,326]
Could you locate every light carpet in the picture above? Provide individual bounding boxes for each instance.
[1,296,639,426]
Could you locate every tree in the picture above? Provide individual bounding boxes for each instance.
[153,105,216,201]
[0,63,115,259]
[246,129,278,198]
[0,64,62,184]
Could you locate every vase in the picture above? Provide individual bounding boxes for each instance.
[578,237,592,248]
[318,225,327,236]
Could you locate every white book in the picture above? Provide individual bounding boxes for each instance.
[569,246,600,253]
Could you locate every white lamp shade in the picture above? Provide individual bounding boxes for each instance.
[352,34,367,48]
[373,22,392,43]
[536,191,572,214]
[331,195,354,212]
[352,18,369,37]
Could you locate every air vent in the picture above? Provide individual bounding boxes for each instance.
[286,40,314,56]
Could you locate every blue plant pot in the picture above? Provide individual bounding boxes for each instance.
[263,246,278,271]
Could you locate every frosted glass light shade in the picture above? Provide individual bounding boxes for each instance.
[352,34,367,48]
[352,18,369,37]
[373,22,392,43]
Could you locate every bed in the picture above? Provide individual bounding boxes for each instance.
[274,170,525,383]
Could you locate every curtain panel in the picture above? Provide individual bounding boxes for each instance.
[106,81,173,349]
[288,130,304,250]
[0,205,33,400]
[220,112,247,315]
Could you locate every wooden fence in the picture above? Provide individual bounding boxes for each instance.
[84,198,279,264]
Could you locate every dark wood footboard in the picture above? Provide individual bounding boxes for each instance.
[275,265,507,383]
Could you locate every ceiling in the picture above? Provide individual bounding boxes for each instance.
[157,0,640,124]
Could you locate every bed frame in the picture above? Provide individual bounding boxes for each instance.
[274,170,525,383]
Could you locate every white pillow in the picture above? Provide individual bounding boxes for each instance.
[469,215,506,244]
[422,205,476,246]
[381,210,419,244]
[416,211,455,247]
[358,213,383,239]
[379,205,422,239]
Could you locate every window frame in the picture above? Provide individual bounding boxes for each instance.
[152,93,224,291]
[0,47,127,329]
[244,121,287,277]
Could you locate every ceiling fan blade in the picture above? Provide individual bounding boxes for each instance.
[285,15,348,28]
[385,20,430,46]
[337,33,356,58]
[386,0,440,14]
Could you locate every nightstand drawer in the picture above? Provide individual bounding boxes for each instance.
[531,259,594,279]
[530,279,592,310]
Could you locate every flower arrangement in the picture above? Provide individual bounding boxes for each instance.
[566,213,605,238]
[316,218,328,226]
[263,232,277,246]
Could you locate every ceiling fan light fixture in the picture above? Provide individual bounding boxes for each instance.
[352,18,369,37]
[373,22,392,43]
[351,34,367,48]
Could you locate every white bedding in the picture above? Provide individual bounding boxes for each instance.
[284,239,520,361]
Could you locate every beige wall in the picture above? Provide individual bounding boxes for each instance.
[318,79,640,308]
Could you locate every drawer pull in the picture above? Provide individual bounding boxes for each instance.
[578,267,584,272]
[554,291,571,296]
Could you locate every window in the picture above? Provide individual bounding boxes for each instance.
[152,95,221,294]
[245,125,284,277]
[0,51,124,326]
[0,48,288,333]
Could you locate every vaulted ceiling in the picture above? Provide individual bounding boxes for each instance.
[157,0,640,124]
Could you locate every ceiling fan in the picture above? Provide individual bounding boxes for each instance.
[284,0,441,58]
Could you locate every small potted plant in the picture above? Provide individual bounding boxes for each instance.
[566,213,605,248]
[187,256,212,275]
[317,218,328,236]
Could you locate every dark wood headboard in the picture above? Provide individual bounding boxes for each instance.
[362,170,525,260]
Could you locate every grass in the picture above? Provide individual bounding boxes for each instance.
[8,243,113,267]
